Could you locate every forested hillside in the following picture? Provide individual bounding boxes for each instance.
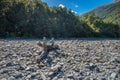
[88,0,120,24]
[0,0,120,38]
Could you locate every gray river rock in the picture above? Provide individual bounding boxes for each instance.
[0,39,120,79]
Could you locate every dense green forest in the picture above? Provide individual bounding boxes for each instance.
[0,0,120,38]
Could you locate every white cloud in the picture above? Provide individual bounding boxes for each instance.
[59,4,65,8]
[75,5,79,8]
[71,10,77,14]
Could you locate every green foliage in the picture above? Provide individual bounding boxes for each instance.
[89,1,120,24]
[0,0,120,38]
[82,13,120,37]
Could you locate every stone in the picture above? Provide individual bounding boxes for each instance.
[48,72,54,76]
[8,76,15,80]
[86,72,90,76]
[31,73,36,79]
[111,57,120,63]
[85,63,97,71]
[101,77,106,80]
[37,63,45,68]
[26,66,35,72]
[36,50,41,54]
[15,65,25,71]
[1,78,7,80]
[67,75,75,80]
[13,73,23,79]
[84,77,90,80]
[94,67,100,73]
[12,54,18,58]
[90,78,96,80]
[51,64,62,71]
[6,62,14,67]
[111,72,117,79]
[1,69,9,74]
[39,71,46,80]
[26,75,31,79]
[26,73,37,79]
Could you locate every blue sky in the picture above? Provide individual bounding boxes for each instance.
[42,0,113,15]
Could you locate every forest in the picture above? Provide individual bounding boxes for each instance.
[0,0,120,38]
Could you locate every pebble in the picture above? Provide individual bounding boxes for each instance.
[13,73,24,79]
[6,62,14,67]
[48,71,54,76]
[101,77,106,80]
[90,78,96,80]
[26,66,35,72]
[1,78,7,80]
[51,64,62,71]
[8,76,15,80]
[85,63,98,71]
[31,73,36,79]
[15,65,25,71]
[110,72,117,79]
[67,75,75,80]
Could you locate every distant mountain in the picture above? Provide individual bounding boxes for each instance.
[114,0,120,3]
[87,0,120,24]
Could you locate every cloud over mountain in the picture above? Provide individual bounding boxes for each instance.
[59,4,65,8]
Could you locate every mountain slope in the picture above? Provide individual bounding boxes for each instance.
[88,1,120,24]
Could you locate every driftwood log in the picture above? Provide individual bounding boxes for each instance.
[37,42,59,52]
[36,37,59,63]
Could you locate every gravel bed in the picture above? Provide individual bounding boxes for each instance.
[0,39,120,80]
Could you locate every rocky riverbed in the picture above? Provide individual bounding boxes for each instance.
[0,39,120,80]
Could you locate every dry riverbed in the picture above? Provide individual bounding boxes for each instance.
[0,39,120,80]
